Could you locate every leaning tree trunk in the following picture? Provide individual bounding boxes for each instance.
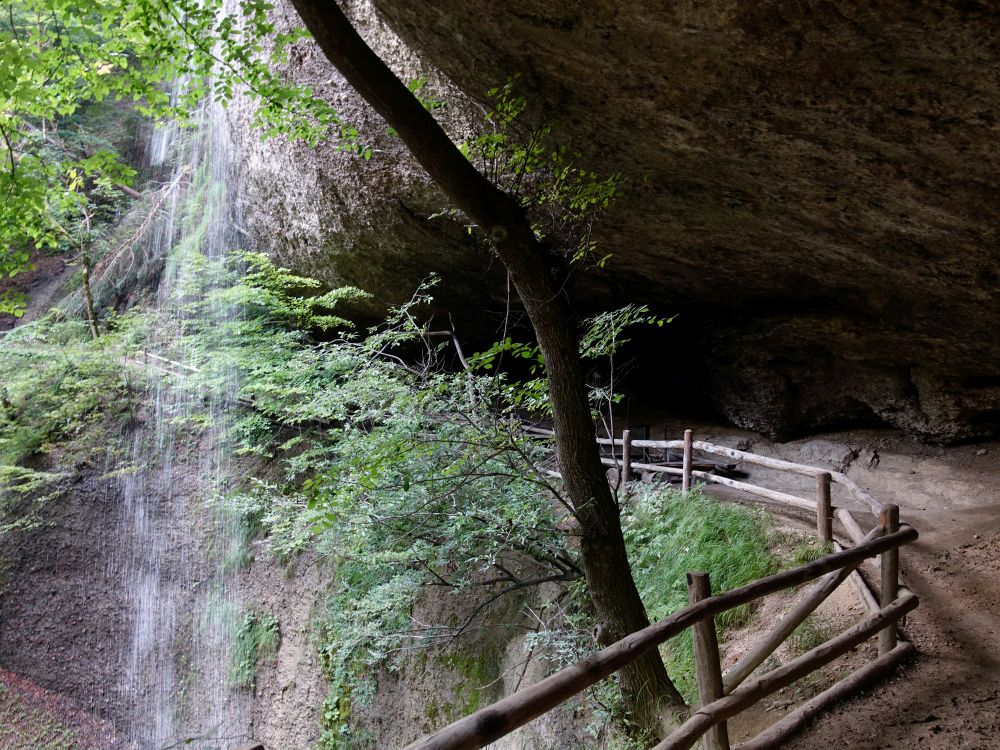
[494,220,686,738]
[287,0,686,737]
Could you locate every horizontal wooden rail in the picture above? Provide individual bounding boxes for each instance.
[523,426,555,436]
[691,441,883,515]
[597,436,825,477]
[734,640,915,750]
[653,592,919,750]
[598,436,685,449]
[402,527,917,750]
[600,455,819,514]
[689,469,816,512]
[723,525,882,693]
[833,474,882,516]
[692,441,822,478]
[594,430,884,515]
[599,458,817,512]
[543,425,882,512]
[600,456,682,476]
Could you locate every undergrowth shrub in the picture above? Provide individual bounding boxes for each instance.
[0,319,134,466]
[155,249,782,741]
[786,536,833,566]
[0,317,136,535]
[145,258,572,745]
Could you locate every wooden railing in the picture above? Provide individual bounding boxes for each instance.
[404,430,918,750]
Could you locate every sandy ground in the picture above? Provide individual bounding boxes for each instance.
[646,419,1000,750]
[788,489,1000,748]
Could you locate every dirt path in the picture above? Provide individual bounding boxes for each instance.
[0,251,74,332]
[664,421,1000,749]
[788,501,1000,748]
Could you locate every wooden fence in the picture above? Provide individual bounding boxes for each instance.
[404,429,918,750]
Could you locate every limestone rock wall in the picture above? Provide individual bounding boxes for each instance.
[226,0,1000,442]
[224,0,505,330]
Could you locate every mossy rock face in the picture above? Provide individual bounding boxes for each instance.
[325,577,523,748]
[230,0,1000,443]
[437,651,501,718]
[224,1,505,338]
[230,609,281,689]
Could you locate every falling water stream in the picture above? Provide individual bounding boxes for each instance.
[109,85,252,750]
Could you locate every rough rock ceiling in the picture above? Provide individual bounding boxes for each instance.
[232,1,1000,441]
[366,0,1000,441]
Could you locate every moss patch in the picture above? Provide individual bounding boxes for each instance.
[229,608,280,689]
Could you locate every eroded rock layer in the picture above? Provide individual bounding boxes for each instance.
[229,0,1000,441]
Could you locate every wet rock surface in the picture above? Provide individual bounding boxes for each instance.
[0,466,128,734]
[228,0,1000,442]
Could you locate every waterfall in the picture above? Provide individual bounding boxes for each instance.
[110,84,252,750]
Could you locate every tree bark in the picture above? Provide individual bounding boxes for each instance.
[81,251,99,340]
[287,0,686,736]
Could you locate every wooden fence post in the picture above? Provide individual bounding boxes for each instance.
[816,472,832,543]
[687,572,730,750]
[682,429,694,492]
[879,504,900,655]
[622,428,631,487]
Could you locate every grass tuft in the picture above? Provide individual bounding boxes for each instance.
[787,537,833,567]
[788,614,831,655]
[624,486,778,701]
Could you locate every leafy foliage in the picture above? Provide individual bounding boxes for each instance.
[468,303,673,418]
[142,249,698,740]
[0,466,66,535]
[0,320,134,465]
[0,0,368,315]
[1,234,781,744]
[221,251,369,332]
[133,251,577,741]
[0,316,136,535]
[460,75,622,266]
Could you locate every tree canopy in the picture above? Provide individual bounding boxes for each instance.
[0,0,345,315]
